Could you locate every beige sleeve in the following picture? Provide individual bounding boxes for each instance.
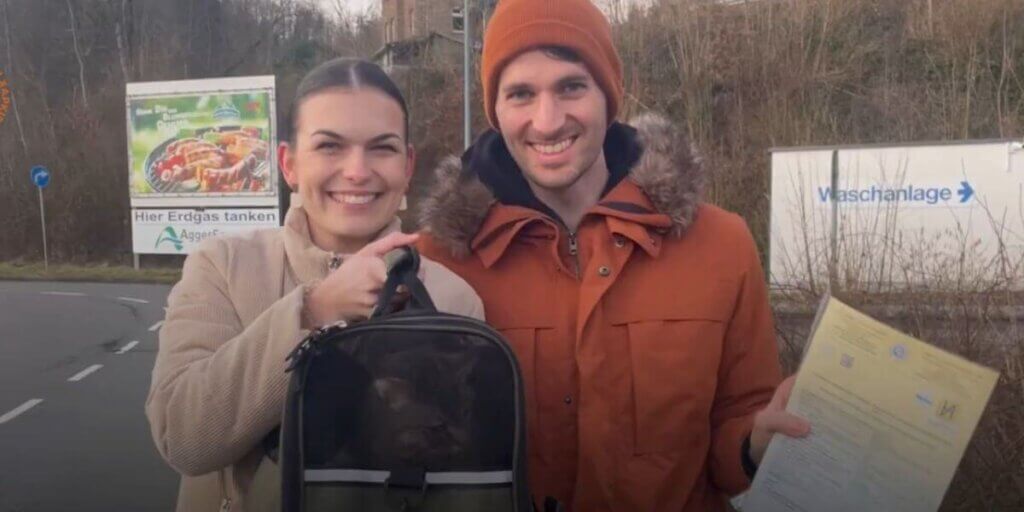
[145,240,307,476]
[421,258,486,321]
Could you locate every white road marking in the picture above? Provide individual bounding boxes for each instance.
[148,320,163,332]
[0,399,44,425]
[68,364,103,382]
[117,296,149,304]
[116,340,140,354]
[41,291,85,297]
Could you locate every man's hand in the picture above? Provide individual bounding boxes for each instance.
[305,232,420,326]
[749,375,811,465]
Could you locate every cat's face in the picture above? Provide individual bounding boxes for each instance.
[369,377,471,466]
[353,348,479,468]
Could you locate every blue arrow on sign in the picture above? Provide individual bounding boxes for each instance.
[30,165,50,189]
[957,181,974,203]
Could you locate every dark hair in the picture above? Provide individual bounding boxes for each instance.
[539,45,583,63]
[287,58,410,144]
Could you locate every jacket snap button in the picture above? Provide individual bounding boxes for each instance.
[598,266,611,277]
[564,395,573,404]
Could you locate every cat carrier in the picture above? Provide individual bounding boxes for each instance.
[278,246,530,512]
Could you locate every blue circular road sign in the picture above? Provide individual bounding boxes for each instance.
[30,165,50,189]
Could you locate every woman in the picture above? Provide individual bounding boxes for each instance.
[145,59,484,512]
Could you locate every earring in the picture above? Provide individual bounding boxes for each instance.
[399,195,408,211]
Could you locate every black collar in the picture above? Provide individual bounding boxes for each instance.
[460,122,643,226]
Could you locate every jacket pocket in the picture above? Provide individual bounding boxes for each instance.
[625,320,725,455]
[609,288,732,455]
[489,302,555,450]
[495,327,540,448]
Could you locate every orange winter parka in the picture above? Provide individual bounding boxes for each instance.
[417,114,782,512]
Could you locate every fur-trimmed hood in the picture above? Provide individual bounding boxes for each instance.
[418,113,704,257]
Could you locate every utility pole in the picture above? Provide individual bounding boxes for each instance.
[463,0,472,149]
[460,0,498,149]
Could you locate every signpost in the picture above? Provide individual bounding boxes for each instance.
[125,76,279,264]
[30,165,50,270]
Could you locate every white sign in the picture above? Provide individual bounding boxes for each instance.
[770,140,1024,289]
[132,208,280,255]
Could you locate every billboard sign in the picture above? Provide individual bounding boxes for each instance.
[126,76,278,208]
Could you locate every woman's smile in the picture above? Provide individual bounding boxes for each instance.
[326,191,381,207]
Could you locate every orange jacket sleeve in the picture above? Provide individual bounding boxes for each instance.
[707,217,783,495]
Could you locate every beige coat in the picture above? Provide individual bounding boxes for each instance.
[145,205,484,512]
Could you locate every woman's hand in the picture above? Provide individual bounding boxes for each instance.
[304,232,419,326]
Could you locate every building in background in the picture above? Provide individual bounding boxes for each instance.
[374,0,497,70]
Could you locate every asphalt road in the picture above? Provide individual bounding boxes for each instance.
[0,281,179,512]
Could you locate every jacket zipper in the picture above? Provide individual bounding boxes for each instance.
[328,254,343,271]
[218,469,232,511]
[567,231,580,279]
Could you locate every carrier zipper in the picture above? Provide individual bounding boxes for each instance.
[285,320,347,371]
[219,498,232,512]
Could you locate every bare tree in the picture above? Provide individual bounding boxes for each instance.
[65,0,88,109]
[1,0,28,155]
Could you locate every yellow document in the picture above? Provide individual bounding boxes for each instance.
[743,296,999,512]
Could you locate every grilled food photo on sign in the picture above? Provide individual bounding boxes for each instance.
[149,126,269,193]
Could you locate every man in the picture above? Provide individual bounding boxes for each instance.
[417,0,809,510]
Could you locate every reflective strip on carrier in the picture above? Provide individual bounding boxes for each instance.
[304,469,514,485]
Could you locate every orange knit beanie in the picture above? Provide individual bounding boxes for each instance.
[481,0,624,129]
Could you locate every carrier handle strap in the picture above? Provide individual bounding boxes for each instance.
[372,245,437,318]
[385,467,428,510]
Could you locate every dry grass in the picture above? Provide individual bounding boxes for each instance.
[773,295,1024,510]
[606,5,1024,503]
[771,198,1024,508]
[0,261,180,284]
